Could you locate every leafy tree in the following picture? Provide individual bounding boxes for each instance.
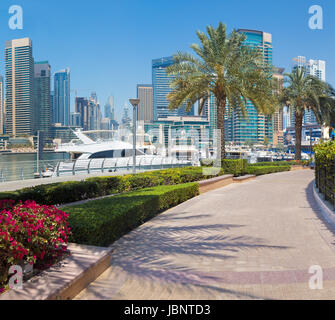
[166,22,276,159]
[279,67,335,160]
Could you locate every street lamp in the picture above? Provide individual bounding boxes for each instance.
[129,98,140,174]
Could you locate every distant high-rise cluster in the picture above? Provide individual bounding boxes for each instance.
[1,37,72,140]
[0,37,118,144]
[74,92,103,131]
[0,34,328,148]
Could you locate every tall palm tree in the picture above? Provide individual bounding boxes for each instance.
[279,67,334,160]
[166,22,276,159]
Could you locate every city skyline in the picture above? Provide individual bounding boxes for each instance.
[0,0,333,122]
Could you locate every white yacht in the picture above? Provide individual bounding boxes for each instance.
[42,129,193,178]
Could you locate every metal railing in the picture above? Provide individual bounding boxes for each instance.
[0,156,197,182]
[51,156,194,177]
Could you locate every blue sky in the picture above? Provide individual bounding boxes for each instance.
[0,0,334,121]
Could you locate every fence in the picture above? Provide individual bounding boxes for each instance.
[52,156,194,177]
[315,159,335,209]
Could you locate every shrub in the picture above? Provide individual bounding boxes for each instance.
[245,165,291,176]
[221,159,247,176]
[63,183,199,247]
[0,200,71,289]
[314,141,335,203]
[248,160,309,167]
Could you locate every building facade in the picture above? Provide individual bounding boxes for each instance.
[225,30,273,144]
[54,68,70,126]
[5,38,35,136]
[0,76,4,135]
[34,61,51,137]
[152,57,194,121]
[75,97,89,130]
[137,84,153,122]
[104,95,115,121]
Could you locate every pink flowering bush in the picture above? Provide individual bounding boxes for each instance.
[0,200,72,288]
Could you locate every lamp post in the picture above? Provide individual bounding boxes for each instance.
[129,99,140,174]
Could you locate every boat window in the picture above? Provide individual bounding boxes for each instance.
[89,150,114,159]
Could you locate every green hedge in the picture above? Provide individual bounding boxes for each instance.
[221,159,247,176]
[248,160,309,167]
[0,166,224,206]
[63,183,199,246]
[314,141,335,204]
[245,165,291,176]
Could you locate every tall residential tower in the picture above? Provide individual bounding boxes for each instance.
[225,30,273,144]
[152,57,194,120]
[34,61,51,137]
[54,68,70,126]
[137,84,153,122]
[5,38,34,136]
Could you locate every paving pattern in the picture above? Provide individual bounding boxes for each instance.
[75,170,335,300]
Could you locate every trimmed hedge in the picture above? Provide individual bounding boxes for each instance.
[314,141,335,205]
[201,159,247,176]
[248,160,309,167]
[245,165,291,176]
[0,167,224,206]
[63,183,199,247]
[221,159,247,176]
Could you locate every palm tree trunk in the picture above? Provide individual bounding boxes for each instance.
[294,111,303,160]
[216,98,226,159]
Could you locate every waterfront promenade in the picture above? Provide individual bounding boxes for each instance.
[75,170,335,300]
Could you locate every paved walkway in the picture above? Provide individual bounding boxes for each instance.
[75,170,335,300]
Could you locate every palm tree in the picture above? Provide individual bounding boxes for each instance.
[166,22,276,159]
[279,67,334,160]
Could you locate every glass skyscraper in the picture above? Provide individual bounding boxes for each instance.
[54,68,70,126]
[5,38,35,136]
[152,56,194,120]
[34,61,51,137]
[225,30,273,144]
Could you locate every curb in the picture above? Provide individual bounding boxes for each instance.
[312,183,335,225]
[233,175,256,183]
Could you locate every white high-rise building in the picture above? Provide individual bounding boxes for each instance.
[292,56,326,125]
[306,59,326,81]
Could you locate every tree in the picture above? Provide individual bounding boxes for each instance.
[166,22,276,159]
[263,136,270,147]
[279,67,334,160]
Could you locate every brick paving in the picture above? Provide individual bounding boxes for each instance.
[74,170,335,300]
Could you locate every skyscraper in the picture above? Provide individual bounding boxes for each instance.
[34,61,51,137]
[225,30,273,144]
[0,76,4,135]
[5,38,34,136]
[152,57,194,120]
[137,84,153,122]
[88,93,101,130]
[54,68,70,126]
[75,97,89,130]
[104,95,115,121]
[273,67,285,145]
